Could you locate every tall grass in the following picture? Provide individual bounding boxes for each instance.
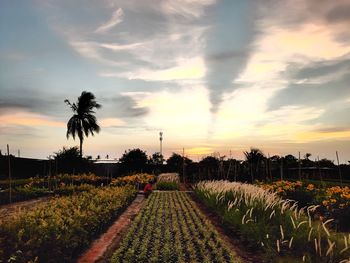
[195,180,350,262]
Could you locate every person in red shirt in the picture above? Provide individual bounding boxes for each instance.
[143,180,153,198]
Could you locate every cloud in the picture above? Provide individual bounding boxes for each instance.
[102,94,150,118]
[204,1,257,113]
[0,88,62,116]
[0,111,65,127]
[116,57,206,81]
[99,118,125,127]
[121,86,211,142]
[160,0,216,19]
[95,8,124,33]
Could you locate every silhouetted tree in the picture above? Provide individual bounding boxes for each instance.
[65,91,101,158]
[302,153,314,167]
[199,156,219,180]
[119,148,148,174]
[166,153,192,174]
[317,158,335,168]
[54,146,92,173]
[149,152,164,166]
[284,154,298,167]
[244,148,265,182]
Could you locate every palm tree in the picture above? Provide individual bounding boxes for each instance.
[244,148,265,182]
[65,91,101,158]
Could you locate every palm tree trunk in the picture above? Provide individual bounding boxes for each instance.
[79,138,83,158]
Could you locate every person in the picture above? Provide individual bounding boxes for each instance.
[143,180,153,198]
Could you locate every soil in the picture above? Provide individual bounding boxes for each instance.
[0,196,51,221]
[77,193,146,263]
[190,193,267,263]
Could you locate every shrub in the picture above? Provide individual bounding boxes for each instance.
[156,181,179,191]
[0,185,137,262]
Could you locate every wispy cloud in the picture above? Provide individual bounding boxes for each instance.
[0,111,65,127]
[99,117,125,127]
[107,57,206,81]
[161,0,216,19]
[95,7,124,33]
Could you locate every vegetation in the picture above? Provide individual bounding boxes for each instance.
[0,185,137,262]
[119,148,148,174]
[195,180,350,262]
[259,180,350,231]
[111,191,240,263]
[155,173,180,190]
[156,181,179,190]
[65,91,101,158]
[111,173,154,189]
[0,173,109,205]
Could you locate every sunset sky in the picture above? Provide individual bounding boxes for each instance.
[1,0,350,162]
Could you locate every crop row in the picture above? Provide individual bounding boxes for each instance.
[110,173,155,189]
[111,191,240,263]
[195,180,350,262]
[0,185,137,263]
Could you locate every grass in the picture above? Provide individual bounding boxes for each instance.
[195,180,350,263]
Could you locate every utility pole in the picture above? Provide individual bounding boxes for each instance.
[7,144,12,203]
[159,132,163,157]
[298,152,301,180]
[182,148,185,184]
[336,151,343,186]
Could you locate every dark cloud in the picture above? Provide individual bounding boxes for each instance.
[293,55,350,80]
[0,88,61,116]
[102,95,149,118]
[269,73,350,110]
[308,105,350,127]
[204,0,257,113]
[326,4,350,23]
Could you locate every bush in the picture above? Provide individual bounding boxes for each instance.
[156,181,179,191]
[0,185,137,262]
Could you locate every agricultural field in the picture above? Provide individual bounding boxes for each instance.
[111,173,155,189]
[0,173,154,205]
[111,191,240,263]
[195,180,350,262]
[0,185,137,262]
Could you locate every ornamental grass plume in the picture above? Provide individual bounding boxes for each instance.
[195,180,350,262]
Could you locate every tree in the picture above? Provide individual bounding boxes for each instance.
[166,153,192,173]
[65,91,101,158]
[243,148,265,182]
[149,152,164,166]
[54,146,92,173]
[119,148,148,174]
[199,156,219,180]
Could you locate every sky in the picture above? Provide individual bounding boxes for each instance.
[1,0,350,163]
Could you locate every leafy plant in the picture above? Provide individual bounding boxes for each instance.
[0,185,137,262]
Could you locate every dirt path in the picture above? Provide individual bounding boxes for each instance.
[190,193,266,263]
[0,197,51,220]
[77,193,145,263]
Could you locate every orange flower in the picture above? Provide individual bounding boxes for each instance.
[306,184,314,191]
